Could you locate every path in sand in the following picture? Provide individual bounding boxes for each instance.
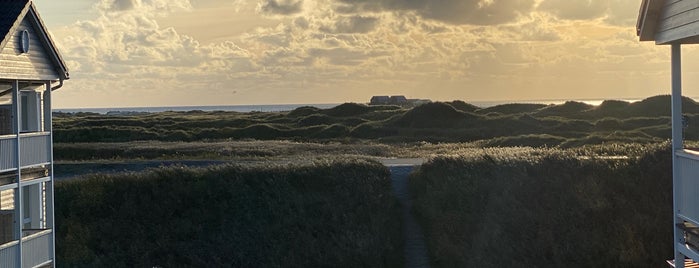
[385,158,430,268]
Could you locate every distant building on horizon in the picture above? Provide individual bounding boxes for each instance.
[370,96,390,105]
[370,95,430,107]
[389,95,408,105]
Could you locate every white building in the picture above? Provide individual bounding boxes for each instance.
[0,0,69,267]
[638,1,699,267]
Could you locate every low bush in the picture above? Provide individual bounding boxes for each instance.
[55,159,403,267]
[409,145,672,267]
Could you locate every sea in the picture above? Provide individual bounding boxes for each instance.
[54,98,645,114]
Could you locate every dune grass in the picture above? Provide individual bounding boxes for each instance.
[52,95,699,146]
[55,158,403,267]
[408,144,672,267]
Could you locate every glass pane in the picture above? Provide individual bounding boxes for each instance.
[0,105,11,135]
[0,189,15,244]
[20,95,28,132]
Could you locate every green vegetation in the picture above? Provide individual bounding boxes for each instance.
[409,144,672,267]
[55,158,403,267]
[53,95,699,146]
[51,95,691,267]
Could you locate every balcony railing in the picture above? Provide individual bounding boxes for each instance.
[0,241,18,267]
[0,136,16,172]
[676,149,699,226]
[0,133,50,173]
[0,229,52,268]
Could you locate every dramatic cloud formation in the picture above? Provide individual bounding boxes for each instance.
[258,0,304,15]
[334,0,536,25]
[32,0,691,108]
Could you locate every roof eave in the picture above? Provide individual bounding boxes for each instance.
[637,0,666,42]
[27,3,69,80]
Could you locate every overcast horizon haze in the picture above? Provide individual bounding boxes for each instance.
[30,0,699,109]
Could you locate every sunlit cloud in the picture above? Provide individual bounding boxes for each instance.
[37,0,680,108]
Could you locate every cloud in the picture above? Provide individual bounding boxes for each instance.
[48,0,673,108]
[96,0,192,14]
[502,13,561,41]
[321,15,379,33]
[258,0,304,15]
[537,0,639,26]
[537,0,607,20]
[605,0,642,26]
[100,0,139,11]
[334,0,536,25]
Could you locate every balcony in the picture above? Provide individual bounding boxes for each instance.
[0,229,52,268]
[0,133,50,173]
[675,149,699,262]
[677,149,699,226]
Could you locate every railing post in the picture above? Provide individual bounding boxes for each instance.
[672,43,685,268]
[44,81,55,264]
[12,80,22,268]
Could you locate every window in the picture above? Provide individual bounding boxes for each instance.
[0,106,10,135]
[19,90,40,133]
[0,189,15,244]
[21,183,43,232]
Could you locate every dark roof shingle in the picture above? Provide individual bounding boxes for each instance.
[0,0,30,43]
[0,0,69,80]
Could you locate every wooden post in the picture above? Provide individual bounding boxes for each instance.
[12,80,22,268]
[672,43,685,268]
[44,81,55,263]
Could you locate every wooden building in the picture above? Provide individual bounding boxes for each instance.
[638,1,699,267]
[0,0,69,267]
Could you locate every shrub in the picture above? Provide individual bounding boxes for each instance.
[476,103,547,115]
[55,159,403,267]
[323,103,372,117]
[392,102,479,128]
[409,145,672,267]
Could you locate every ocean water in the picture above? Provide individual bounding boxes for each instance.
[54,98,644,114]
[55,104,341,114]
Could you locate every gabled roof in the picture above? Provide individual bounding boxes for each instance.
[0,0,69,80]
[637,0,665,42]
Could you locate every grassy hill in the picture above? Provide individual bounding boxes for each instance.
[53,95,699,147]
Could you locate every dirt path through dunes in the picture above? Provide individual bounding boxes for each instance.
[389,163,430,268]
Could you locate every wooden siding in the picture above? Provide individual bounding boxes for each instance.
[656,0,699,44]
[0,13,59,81]
[0,189,13,210]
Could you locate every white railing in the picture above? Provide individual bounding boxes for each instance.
[0,241,19,267]
[0,135,17,172]
[21,229,52,268]
[0,133,50,172]
[20,133,50,168]
[0,230,53,268]
[676,150,699,226]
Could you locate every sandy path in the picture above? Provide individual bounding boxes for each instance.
[389,164,430,268]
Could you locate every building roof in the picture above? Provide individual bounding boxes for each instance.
[637,0,664,42]
[0,0,28,41]
[0,0,69,80]
[637,0,699,44]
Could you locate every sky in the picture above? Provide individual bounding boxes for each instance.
[27,0,699,108]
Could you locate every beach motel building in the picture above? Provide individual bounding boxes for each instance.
[638,0,699,267]
[0,0,69,267]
